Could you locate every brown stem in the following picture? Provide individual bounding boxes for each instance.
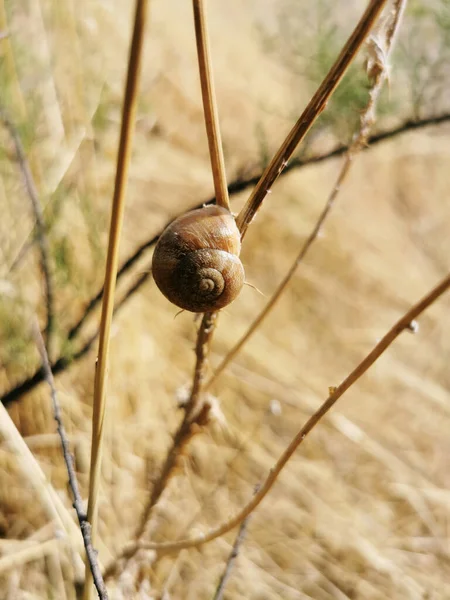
[235,0,389,238]
[84,1,148,598]
[192,0,229,210]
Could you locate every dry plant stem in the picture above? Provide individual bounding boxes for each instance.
[0,403,84,555]
[84,1,148,598]
[132,313,217,542]
[213,507,252,600]
[104,313,217,577]
[235,0,389,238]
[192,0,229,210]
[128,271,450,553]
[205,0,407,393]
[3,111,450,409]
[34,324,109,600]
[0,109,54,355]
[186,311,217,417]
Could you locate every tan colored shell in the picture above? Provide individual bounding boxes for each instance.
[152,205,245,312]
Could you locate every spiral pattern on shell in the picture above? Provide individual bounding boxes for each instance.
[152,205,245,312]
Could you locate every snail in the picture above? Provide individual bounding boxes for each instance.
[152,205,245,313]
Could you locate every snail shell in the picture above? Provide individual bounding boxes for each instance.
[152,205,245,313]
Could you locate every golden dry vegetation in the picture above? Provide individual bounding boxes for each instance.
[0,1,450,599]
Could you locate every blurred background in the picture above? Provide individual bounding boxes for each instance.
[0,0,450,598]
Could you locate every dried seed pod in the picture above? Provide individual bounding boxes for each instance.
[152,205,245,312]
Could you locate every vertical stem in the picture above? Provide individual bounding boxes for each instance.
[192,0,230,210]
[83,1,148,598]
[186,311,217,418]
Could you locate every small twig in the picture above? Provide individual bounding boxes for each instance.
[192,0,229,210]
[235,0,389,238]
[213,498,254,600]
[115,271,450,554]
[2,111,450,410]
[0,109,55,356]
[186,311,217,417]
[204,0,408,393]
[111,311,218,576]
[84,1,148,599]
[33,323,109,600]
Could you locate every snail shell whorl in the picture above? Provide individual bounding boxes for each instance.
[152,205,245,312]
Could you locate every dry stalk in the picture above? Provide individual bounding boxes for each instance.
[0,400,84,559]
[0,109,55,356]
[193,0,229,210]
[0,539,58,575]
[112,311,218,578]
[2,110,449,407]
[34,323,109,600]
[235,0,389,238]
[119,270,450,554]
[205,0,408,393]
[84,1,148,598]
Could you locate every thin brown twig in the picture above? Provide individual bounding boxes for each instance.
[84,1,148,598]
[113,311,218,575]
[185,311,218,417]
[33,323,109,600]
[235,0,389,238]
[204,0,408,394]
[114,270,450,554]
[0,109,55,356]
[192,0,229,210]
[2,111,450,409]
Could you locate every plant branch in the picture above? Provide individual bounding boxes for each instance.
[204,0,408,393]
[33,323,108,600]
[0,109,55,357]
[235,0,389,238]
[111,311,218,576]
[84,1,148,598]
[2,112,449,409]
[192,0,229,210]
[115,271,450,555]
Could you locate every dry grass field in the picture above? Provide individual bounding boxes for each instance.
[0,0,450,598]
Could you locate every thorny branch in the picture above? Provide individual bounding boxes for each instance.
[33,323,109,600]
[1,109,55,356]
[110,312,218,577]
[205,0,408,393]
